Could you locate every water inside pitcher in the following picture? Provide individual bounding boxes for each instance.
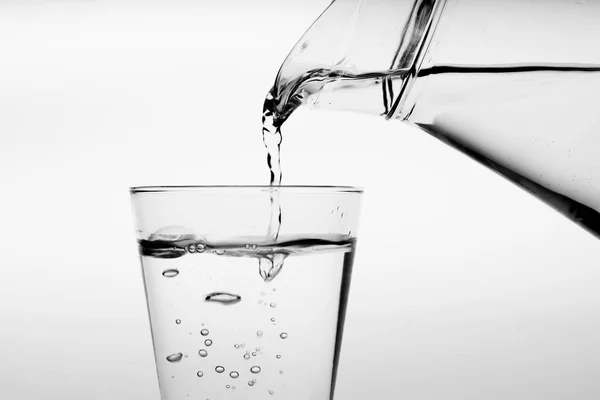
[267,0,600,238]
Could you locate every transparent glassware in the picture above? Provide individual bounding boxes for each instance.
[130,186,362,400]
[269,0,600,238]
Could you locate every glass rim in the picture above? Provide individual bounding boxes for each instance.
[130,185,364,194]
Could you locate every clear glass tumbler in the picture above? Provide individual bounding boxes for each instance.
[130,186,363,400]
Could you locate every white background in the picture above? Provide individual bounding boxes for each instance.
[1,1,600,399]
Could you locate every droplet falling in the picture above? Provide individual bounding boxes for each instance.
[167,353,183,363]
[215,366,225,373]
[205,292,242,305]
[201,329,209,336]
[204,339,213,346]
[250,366,261,374]
[280,332,288,339]
[196,371,203,378]
[198,349,208,357]
[162,269,179,278]
[230,371,239,379]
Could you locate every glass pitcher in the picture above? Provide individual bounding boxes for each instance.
[268,0,600,238]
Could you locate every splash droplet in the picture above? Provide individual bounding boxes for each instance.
[198,349,208,357]
[280,332,288,339]
[215,366,225,373]
[166,353,183,363]
[205,292,242,305]
[230,371,239,379]
[196,371,203,378]
[204,339,212,346]
[162,269,179,278]
[250,366,261,374]
[201,329,209,336]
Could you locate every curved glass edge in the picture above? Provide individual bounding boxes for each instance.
[130,185,364,194]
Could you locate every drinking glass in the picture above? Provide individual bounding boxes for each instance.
[130,186,363,400]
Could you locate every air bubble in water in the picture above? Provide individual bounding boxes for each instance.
[215,366,225,373]
[279,370,284,375]
[250,366,261,374]
[215,249,226,255]
[270,318,276,322]
[230,371,239,379]
[248,380,256,387]
[226,385,230,389]
[244,353,250,360]
[196,243,206,253]
[252,352,257,356]
[280,332,288,339]
[197,371,203,378]
[198,349,208,357]
[162,269,179,278]
[188,244,196,253]
[257,330,263,337]
[234,344,240,349]
[205,292,242,305]
[269,302,276,308]
[258,253,287,282]
[201,329,209,336]
[167,353,183,363]
[176,319,181,324]
[204,339,212,346]
[276,354,281,359]
[269,390,274,395]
